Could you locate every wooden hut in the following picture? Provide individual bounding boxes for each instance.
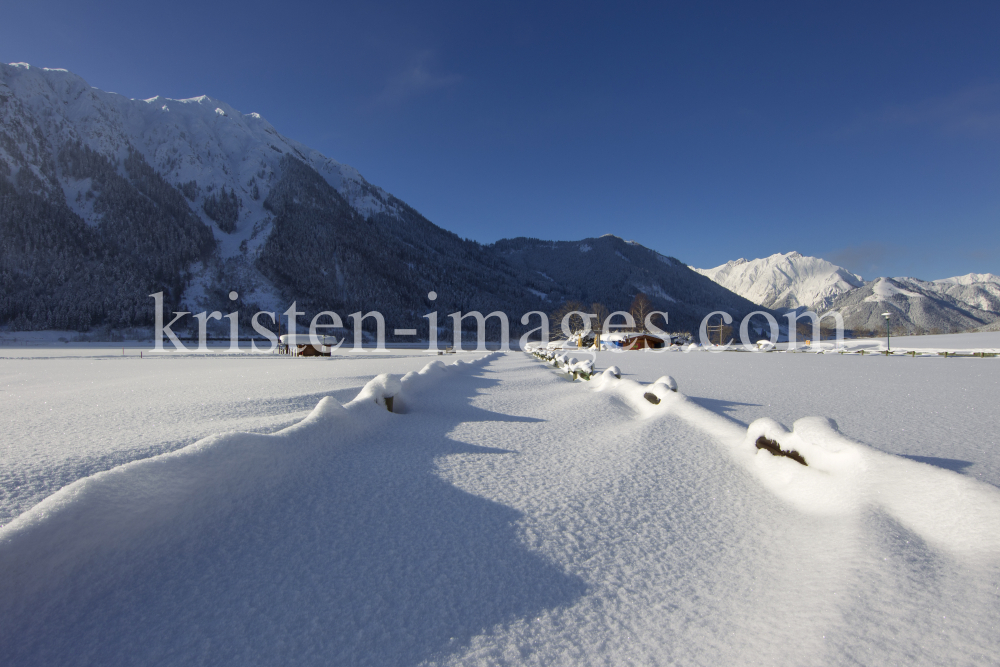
[620,333,668,349]
[296,343,330,357]
[279,334,337,357]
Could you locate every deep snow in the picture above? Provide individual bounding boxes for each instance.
[1,348,998,665]
[0,349,443,526]
[585,345,1000,487]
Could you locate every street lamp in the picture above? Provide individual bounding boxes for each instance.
[882,312,891,353]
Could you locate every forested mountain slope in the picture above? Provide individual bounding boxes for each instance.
[1,63,757,338]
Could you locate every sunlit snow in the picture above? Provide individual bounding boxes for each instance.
[1,345,998,665]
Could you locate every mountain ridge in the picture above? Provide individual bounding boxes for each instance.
[693,252,1000,334]
[0,62,760,337]
[694,251,864,311]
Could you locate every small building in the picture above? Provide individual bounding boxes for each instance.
[279,334,338,357]
[619,333,668,349]
[295,343,330,357]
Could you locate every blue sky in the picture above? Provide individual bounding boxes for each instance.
[3,1,998,280]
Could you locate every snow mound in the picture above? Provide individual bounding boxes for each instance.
[350,373,403,411]
[0,353,500,621]
[653,375,677,392]
[742,417,1000,556]
[591,372,1000,559]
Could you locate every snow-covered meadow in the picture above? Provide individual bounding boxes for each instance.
[1,343,999,665]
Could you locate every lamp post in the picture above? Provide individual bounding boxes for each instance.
[882,312,891,353]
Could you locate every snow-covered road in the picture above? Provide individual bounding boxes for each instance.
[1,351,999,665]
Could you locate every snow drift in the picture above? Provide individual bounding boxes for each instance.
[0,354,538,667]
[591,365,1000,559]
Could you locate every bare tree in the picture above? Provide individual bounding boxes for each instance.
[629,292,653,332]
[796,321,812,340]
[550,300,588,338]
[589,302,610,332]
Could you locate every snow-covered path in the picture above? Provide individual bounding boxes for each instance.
[1,352,999,665]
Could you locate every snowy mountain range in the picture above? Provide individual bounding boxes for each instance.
[694,252,1000,334]
[0,63,758,336]
[694,252,864,311]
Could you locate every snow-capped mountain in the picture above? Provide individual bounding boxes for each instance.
[822,276,1000,334]
[693,251,864,310]
[1,63,393,245]
[0,63,755,335]
[0,62,401,319]
[694,249,1000,334]
[928,274,1000,313]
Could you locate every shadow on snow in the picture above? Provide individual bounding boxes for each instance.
[2,363,584,666]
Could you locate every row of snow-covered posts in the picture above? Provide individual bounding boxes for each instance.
[848,348,998,358]
[525,346,680,405]
[527,348,597,380]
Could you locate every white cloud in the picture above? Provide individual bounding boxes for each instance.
[376,50,461,104]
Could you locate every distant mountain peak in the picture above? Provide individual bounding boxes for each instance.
[695,251,1000,333]
[934,273,1000,286]
[694,252,862,310]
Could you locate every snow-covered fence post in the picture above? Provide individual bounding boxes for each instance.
[643,376,678,404]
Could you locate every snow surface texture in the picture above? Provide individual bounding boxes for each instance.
[2,350,999,664]
[0,349,442,526]
[822,330,1000,354]
[694,251,864,310]
[589,346,1000,487]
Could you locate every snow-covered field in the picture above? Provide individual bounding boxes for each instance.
[0,349,444,526]
[1,346,998,665]
[851,330,1000,352]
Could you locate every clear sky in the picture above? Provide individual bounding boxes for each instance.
[2,1,998,280]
